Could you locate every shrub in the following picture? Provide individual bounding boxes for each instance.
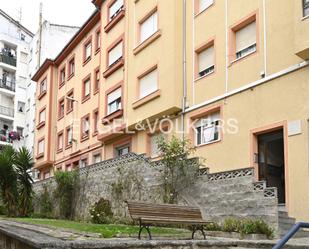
[54,171,78,219]
[204,222,221,231]
[222,218,242,233]
[90,198,113,224]
[38,185,53,218]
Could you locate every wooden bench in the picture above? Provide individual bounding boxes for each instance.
[126,201,212,240]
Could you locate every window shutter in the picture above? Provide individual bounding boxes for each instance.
[109,0,124,20]
[108,42,123,66]
[39,140,44,154]
[198,46,214,73]
[84,80,90,96]
[199,0,213,11]
[139,69,158,98]
[140,12,158,42]
[58,135,63,149]
[40,110,45,122]
[108,88,121,104]
[235,21,256,52]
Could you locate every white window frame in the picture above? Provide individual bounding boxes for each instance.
[58,133,63,150]
[82,117,90,137]
[235,21,257,60]
[107,88,122,115]
[198,45,215,77]
[39,109,46,123]
[108,41,123,67]
[199,0,214,13]
[116,144,130,157]
[38,139,45,154]
[140,11,158,43]
[85,42,92,60]
[93,154,101,164]
[195,112,220,146]
[109,0,124,21]
[139,68,158,99]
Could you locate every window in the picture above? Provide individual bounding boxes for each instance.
[17,127,23,137]
[107,88,122,115]
[66,126,73,146]
[109,0,124,21]
[60,67,65,86]
[108,41,123,67]
[66,90,74,112]
[58,98,65,119]
[39,109,46,123]
[304,0,309,17]
[68,58,75,76]
[83,77,91,100]
[235,21,257,59]
[81,115,90,139]
[38,139,45,155]
[95,30,101,51]
[39,78,47,95]
[84,40,92,62]
[199,0,214,13]
[57,132,63,151]
[140,11,158,43]
[20,33,25,41]
[139,68,158,98]
[80,158,88,168]
[198,45,215,77]
[93,153,101,164]
[116,144,130,157]
[93,110,99,133]
[43,171,50,179]
[149,133,166,158]
[17,101,25,113]
[195,111,220,146]
[94,69,100,92]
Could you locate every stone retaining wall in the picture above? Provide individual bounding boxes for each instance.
[33,153,278,228]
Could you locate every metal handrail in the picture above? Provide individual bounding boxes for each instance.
[273,222,309,249]
[0,78,16,91]
[0,52,17,67]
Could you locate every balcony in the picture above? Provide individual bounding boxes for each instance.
[0,105,14,117]
[0,78,15,92]
[0,52,17,67]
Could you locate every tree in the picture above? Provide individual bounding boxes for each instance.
[0,146,18,216]
[156,135,198,204]
[15,147,34,216]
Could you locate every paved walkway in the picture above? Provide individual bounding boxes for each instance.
[0,220,308,249]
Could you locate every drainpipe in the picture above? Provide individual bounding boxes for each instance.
[263,0,268,76]
[225,0,228,93]
[37,2,43,68]
[181,0,187,141]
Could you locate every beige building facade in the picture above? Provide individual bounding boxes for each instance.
[32,0,309,222]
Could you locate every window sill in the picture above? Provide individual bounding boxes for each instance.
[92,131,98,137]
[95,47,100,55]
[66,108,73,115]
[83,57,91,66]
[133,30,162,55]
[36,153,44,159]
[67,73,74,81]
[93,88,99,95]
[58,115,64,121]
[59,82,65,89]
[229,50,257,67]
[80,135,89,142]
[36,121,45,130]
[65,144,72,150]
[102,109,123,125]
[57,148,63,154]
[104,10,125,33]
[194,3,214,18]
[103,58,124,78]
[81,95,91,104]
[301,14,309,21]
[132,90,161,109]
[196,139,221,148]
[38,91,46,100]
[194,70,215,82]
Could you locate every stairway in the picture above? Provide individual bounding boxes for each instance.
[278,210,309,238]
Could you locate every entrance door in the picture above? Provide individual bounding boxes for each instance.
[258,129,285,204]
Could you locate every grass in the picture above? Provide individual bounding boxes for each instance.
[7,218,190,238]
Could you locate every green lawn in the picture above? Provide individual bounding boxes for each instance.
[9,218,190,238]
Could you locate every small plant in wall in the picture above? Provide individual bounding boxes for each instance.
[156,135,198,204]
[89,198,113,224]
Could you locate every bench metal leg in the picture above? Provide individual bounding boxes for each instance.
[192,225,206,240]
[138,220,152,240]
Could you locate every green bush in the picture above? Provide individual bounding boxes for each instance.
[89,198,113,224]
[204,222,221,231]
[38,185,53,218]
[0,204,6,215]
[222,218,242,233]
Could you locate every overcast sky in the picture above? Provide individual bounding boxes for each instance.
[0,0,96,33]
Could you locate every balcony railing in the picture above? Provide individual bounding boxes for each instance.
[0,52,17,67]
[0,78,15,92]
[0,105,14,117]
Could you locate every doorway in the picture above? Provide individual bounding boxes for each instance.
[257,129,285,204]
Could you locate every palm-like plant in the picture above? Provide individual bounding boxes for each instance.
[0,146,18,216]
[15,147,34,216]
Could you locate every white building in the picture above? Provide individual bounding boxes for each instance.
[0,9,79,154]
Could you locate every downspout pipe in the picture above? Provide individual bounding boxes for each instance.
[181,0,187,141]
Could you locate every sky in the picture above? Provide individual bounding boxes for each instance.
[0,0,96,33]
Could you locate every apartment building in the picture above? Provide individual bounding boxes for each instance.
[32,0,309,222]
[0,9,79,155]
